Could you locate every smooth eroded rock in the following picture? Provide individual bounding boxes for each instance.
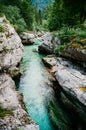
[38,32,60,54]
[0,16,24,70]
[60,45,86,68]
[20,32,35,45]
[42,55,86,126]
[0,74,39,130]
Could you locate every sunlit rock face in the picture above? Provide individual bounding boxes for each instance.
[38,32,60,54]
[0,74,39,130]
[0,16,23,71]
[20,32,35,45]
[60,45,86,68]
[43,56,86,106]
[42,55,86,128]
[0,16,39,130]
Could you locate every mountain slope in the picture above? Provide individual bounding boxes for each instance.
[31,0,54,9]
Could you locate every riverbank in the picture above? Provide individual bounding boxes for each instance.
[0,16,39,130]
[18,39,79,130]
[38,32,86,130]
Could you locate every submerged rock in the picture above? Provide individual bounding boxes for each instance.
[38,32,60,54]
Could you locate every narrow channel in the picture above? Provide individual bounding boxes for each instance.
[18,39,74,130]
[19,39,55,130]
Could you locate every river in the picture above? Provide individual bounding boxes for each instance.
[18,39,74,130]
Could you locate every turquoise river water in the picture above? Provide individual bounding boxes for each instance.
[19,39,55,130]
[18,39,84,130]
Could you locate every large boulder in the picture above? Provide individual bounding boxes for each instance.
[0,16,23,71]
[38,32,60,54]
[36,31,45,37]
[20,32,35,45]
[60,44,86,68]
[0,74,39,130]
[0,16,39,130]
[43,56,86,106]
[42,56,86,126]
[55,65,86,106]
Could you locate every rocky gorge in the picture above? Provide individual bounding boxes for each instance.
[0,14,86,130]
[0,16,39,130]
[38,32,86,129]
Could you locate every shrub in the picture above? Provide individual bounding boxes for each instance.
[71,43,81,48]
[55,44,66,54]
[78,29,86,39]
[0,5,27,33]
[52,27,77,44]
[52,26,86,46]
[0,13,4,17]
[0,105,13,118]
[0,25,5,32]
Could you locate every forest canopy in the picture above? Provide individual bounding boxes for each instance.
[47,0,86,31]
[0,0,86,32]
[0,0,34,32]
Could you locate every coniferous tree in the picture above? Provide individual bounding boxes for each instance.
[0,0,34,30]
[38,10,42,25]
[47,0,86,31]
[20,0,33,30]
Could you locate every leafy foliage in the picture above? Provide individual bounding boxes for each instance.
[55,44,66,54]
[53,26,86,53]
[0,0,34,31]
[0,5,27,32]
[20,0,33,30]
[53,26,86,44]
[47,0,86,31]
[0,105,13,118]
[0,25,5,32]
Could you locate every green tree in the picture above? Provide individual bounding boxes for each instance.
[0,5,27,32]
[63,0,86,24]
[20,0,33,30]
[47,0,64,31]
[0,0,34,30]
[38,10,42,25]
[47,0,86,31]
[34,3,39,24]
[34,4,43,25]
[0,0,22,7]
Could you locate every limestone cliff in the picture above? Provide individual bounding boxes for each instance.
[0,16,39,130]
[42,55,86,128]
[0,16,23,71]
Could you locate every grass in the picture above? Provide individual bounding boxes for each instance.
[55,44,66,54]
[3,19,9,24]
[52,27,77,44]
[71,43,81,48]
[52,26,86,45]
[0,105,13,118]
[0,25,6,33]
[53,26,86,54]
[0,13,4,17]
